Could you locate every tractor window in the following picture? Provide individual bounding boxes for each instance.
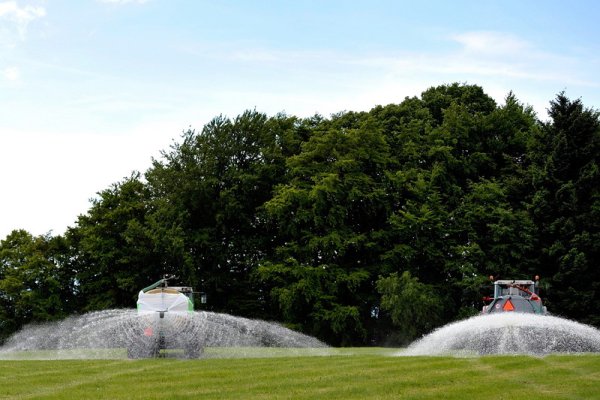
[498,286,513,296]
[497,285,530,297]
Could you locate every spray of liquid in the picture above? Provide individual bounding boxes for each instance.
[0,309,329,360]
[403,313,600,356]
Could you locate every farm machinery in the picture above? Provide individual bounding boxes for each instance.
[127,275,203,358]
[482,276,547,315]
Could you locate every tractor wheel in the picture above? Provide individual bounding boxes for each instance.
[127,346,137,359]
[184,344,203,359]
[127,338,160,359]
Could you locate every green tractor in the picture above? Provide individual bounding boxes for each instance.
[127,275,202,358]
[482,276,547,315]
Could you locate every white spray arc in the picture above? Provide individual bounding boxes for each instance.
[0,275,329,359]
[403,313,600,356]
[0,309,329,360]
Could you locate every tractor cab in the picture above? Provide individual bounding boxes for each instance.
[482,276,547,315]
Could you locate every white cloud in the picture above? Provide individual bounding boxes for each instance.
[0,1,45,39]
[448,31,599,90]
[172,33,596,122]
[2,65,19,81]
[451,31,530,56]
[347,30,598,96]
[195,31,582,91]
[97,0,149,4]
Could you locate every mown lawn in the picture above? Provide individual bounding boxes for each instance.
[0,349,599,399]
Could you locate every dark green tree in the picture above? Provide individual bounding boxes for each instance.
[259,112,391,345]
[376,271,443,344]
[448,179,536,316]
[66,173,160,311]
[421,83,497,126]
[529,94,600,324]
[145,111,305,317]
[0,230,73,341]
[3,84,596,346]
[377,88,536,318]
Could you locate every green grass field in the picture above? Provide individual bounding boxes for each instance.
[1,349,599,399]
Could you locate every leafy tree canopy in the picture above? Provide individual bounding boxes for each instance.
[2,84,598,346]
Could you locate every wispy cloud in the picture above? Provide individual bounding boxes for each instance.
[186,30,589,87]
[181,30,597,118]
[451,31,530,56]
[2,65,19,81]
[448,31,597,87]
[97,0,150,4]
[345,30,597,90]
[0,1,45,39]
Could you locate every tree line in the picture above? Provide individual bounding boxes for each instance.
[1,83,598,345]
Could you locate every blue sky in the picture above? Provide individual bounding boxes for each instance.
[1,0,599,238]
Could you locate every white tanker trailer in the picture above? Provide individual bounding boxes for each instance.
[127,275,202,358]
